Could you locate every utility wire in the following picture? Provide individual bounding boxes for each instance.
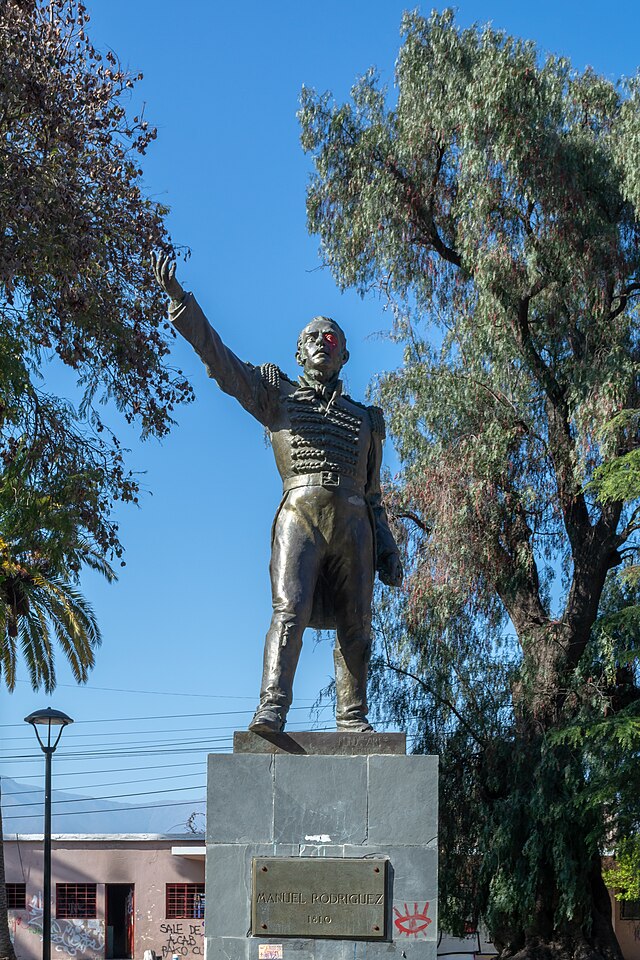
[1,721,407,766]
[3,783,207,809]
[0,722,347,762]
[5,770,208,797]
[10,679,264,699]
[8,679,325,702]
[0,759,207,781]
[3,799,207,821]
[0,703,328,733]
[0,724,336,758]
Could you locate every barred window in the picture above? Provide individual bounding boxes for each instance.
[6,883,26,910]
[56,883,97,919]
[621,900,640,920]
[166,884,205,919]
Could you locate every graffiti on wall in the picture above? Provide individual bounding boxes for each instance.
[158,922,204,958]
[394,901,433,939]
[25,895,104,959]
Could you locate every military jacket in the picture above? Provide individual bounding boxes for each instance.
[170,294,400,574]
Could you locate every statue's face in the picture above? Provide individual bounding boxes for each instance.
[296,319,348,379]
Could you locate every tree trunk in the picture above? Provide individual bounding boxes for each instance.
[492,854,623,960]
[0,780,18,960]
[484,726,624,960]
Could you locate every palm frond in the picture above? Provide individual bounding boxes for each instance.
[0,605,17,692]
[19,603,54,692]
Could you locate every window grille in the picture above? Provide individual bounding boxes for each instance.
[56,883,97,919]
[6,883,26,910]
[621,899,640,920]
[166,884,205,919]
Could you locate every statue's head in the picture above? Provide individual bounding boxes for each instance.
[296,316,349,380]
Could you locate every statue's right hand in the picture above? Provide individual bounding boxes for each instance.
[152,251,185,303]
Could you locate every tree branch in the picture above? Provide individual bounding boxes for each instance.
[606,280,640,323]
[380,658,488,747]
[386,157,462,268]
[393,509,430,533]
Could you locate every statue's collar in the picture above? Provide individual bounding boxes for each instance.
[294,374,343,406]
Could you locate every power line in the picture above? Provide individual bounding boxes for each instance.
[3,783,207,809]
[10,679,264,700]
[0,733,236,759]
[0,722,345,763]
[0,702,326,732]
[1,721,409,766]
[3,770,209,798]
[1,759,206,781]
[0,708,333,746]
[3,799,206,821]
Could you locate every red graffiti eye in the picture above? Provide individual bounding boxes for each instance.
[393,902,432,938]
[323,332,338,348]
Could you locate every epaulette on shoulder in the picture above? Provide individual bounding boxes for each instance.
[368,405,386,438]
[342,394,386,437]
[259,363,282,390]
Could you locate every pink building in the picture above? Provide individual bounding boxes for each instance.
[4,835,205,960]
[6,835,639,960]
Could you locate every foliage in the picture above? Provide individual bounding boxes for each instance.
[589,411,640,523]
[300,10,640,959]
[0,0,193,563]
[603,837,640,901]
[0,0,193,669]
[0,5,191,958]
[0,534,111,692]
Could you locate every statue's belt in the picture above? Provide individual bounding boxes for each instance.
[283,472,364,495]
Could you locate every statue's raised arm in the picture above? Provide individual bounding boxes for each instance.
[152,253,277,427]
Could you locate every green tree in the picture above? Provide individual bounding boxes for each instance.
[300,11,640,960]
[0,0,193,667]
[0,1,192,955]
[0,533,110,692]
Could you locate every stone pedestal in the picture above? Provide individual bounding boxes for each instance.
[206,732,438,960]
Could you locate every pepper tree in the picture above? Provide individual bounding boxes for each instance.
[299,11,640,960]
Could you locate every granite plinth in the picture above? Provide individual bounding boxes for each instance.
[234,730,406,755]
[206,732,438,960]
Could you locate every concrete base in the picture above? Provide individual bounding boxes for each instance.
[205,733,438,960]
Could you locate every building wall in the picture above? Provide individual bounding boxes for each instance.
[5,837,205,960]
[612,899,640,960]
[7,837,638,960]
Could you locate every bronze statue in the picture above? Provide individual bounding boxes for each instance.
[153,254,402,734]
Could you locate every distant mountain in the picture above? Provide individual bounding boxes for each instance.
[0,777,205,836]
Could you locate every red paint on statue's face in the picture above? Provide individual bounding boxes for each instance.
[297,321,347,378]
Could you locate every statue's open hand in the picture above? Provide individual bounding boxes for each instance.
[152,251,185,303]
[378,554,403,588]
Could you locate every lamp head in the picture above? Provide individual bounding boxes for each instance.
[25,708,74,728]
[25,708,74,752]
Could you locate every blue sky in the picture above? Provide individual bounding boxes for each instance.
[2,0,640,831]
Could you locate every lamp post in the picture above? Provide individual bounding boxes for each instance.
[25,708,74,960]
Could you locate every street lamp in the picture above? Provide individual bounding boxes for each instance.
[25,708,74,960]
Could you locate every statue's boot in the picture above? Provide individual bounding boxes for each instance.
[249,617,302,735]
[248,705,284,735]
[334,646,374,732]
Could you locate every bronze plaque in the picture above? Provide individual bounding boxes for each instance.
[252,857,387,940]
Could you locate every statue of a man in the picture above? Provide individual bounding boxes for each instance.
[153,254,402,734]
